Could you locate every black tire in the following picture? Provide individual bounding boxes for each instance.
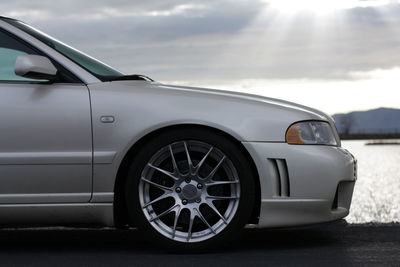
[125,128,256,251]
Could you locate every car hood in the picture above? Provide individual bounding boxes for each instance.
[156,83,333,121]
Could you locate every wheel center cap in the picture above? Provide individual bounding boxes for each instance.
[182,184,199,200]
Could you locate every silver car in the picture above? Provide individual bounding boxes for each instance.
[0,16,356,250]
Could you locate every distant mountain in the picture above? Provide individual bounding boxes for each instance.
[332,108,400,134]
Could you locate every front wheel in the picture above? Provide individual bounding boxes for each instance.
[125,129,256,250]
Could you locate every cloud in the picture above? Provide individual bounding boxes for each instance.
[1,0,400,83]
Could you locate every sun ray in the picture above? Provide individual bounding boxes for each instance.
[188,0,400,114]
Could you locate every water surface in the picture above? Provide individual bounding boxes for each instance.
[342,140,400,223]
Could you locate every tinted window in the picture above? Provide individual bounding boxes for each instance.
[0,30,44,82]
[8,20,125,80]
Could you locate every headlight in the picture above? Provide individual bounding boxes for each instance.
[286,121,337,146]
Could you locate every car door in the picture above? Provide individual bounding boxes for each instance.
[0,29,92,204]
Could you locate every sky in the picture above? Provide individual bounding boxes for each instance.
[1,0,400,114]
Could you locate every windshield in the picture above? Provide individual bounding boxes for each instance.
[7,20,126,81]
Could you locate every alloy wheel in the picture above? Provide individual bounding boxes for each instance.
[138,140,241,243]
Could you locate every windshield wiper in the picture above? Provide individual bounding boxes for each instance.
[105,74,154,82]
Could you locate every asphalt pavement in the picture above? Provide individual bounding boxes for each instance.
[0,223,398,267]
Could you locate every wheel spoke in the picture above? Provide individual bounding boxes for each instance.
[195,208,216,234]
[183,141,195,174]
[141,177,173,191]
[169,145,180,175]
[205,156,226,180]
[195,146,213,174]
[148,163,179,181]
[206,195,239,200]
[206,180,239,186]
[187,209,196,242]
[172,206,182,238]
[206,201,228,224]
[149,204,178,222]
[143,193,172,208]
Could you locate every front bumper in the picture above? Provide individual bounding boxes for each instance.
[243,142,356,228]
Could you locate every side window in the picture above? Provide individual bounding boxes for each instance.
[0,30,45,82]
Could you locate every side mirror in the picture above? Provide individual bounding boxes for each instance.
[15,54,58,81]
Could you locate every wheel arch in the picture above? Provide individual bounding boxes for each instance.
[113,124,261,228]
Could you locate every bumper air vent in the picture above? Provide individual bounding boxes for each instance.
[332,188,339,209]
[332,181,356,210]
[268,158,290,197]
